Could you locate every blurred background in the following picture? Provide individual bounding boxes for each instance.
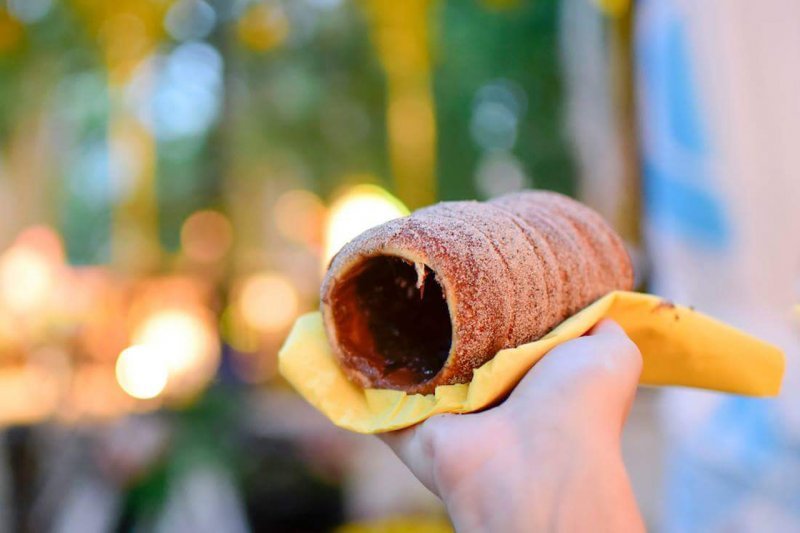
[0,0,799,531]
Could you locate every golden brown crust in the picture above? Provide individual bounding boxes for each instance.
[321,191,634,394]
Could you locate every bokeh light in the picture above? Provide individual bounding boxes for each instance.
[238,272,299,333]
[14,225,65,263]
[98,13,150,76]
[115,345,169,400]
[164,0,216,42]
[7,0,53,25]
[323,184,409,263]
[236,2,289,53]
[123,41,224,142]
[474,151,530,198]
[132,309,218,382]
[0,246,55,314]
[470,79,526,152]
[132,308,219,396]
[273,189,326,247]
[181,209,234,263]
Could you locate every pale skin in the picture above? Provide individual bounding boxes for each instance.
[380,319,646,532]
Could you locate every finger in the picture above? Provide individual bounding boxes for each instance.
[376,418,449,496]
[551,319,640,388]
[590,319,642,422]
[588,317,628,337]
[505,319,642,436]
[587,318,642,392]
[377,425,415,456]
[512,319,641,400]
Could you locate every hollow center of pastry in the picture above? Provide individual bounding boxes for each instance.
[332,256,452,389]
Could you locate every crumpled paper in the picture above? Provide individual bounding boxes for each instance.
[278,291,785,434]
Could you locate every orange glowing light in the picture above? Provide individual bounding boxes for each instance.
[115,345,169,400]
[180,209,234,263]
[132,309,217,380]
[238,272,299,332]
[273,189,326,246]
[0,247,55,314]
[14,225,65,264]
[0,366,59,425]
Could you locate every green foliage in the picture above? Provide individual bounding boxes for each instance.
[434,0,575,199]
[0,0,575,262]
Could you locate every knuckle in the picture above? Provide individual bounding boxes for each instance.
[417,415,454,465]
[613,334,643,376]
[596,328,641,371]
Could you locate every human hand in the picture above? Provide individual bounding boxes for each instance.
[380,319,645,532]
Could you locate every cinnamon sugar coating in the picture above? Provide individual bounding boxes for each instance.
[320,191,634,394]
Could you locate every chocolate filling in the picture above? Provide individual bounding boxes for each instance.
[330,256,452,389]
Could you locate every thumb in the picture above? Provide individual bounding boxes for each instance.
[504,319,642,439]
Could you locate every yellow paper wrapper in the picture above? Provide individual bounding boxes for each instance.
[278,291,785,434]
